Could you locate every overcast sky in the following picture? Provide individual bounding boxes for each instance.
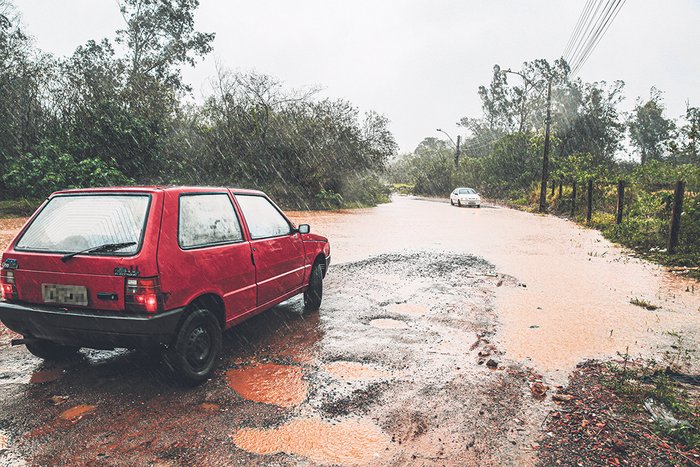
[13,0,700,153]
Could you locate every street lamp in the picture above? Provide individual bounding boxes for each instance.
[503,69,553,214]
[436,129,461,168]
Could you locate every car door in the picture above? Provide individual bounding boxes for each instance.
[234,194,305,306]
[160,191,256,322]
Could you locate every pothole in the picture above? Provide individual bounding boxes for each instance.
[385,303,428,315]
[324,361,389,381]
[369,318,408,329]
[231,417,389,465]
[226,362,308,407]
[60,404,96,421]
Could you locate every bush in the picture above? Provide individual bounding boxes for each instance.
[3,146,132,198]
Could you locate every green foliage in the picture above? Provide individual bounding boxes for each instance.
[0,1,396,210]
[628,88,676,165]
[3,146,132,197]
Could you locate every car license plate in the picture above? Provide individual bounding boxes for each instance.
[42,284,88,306]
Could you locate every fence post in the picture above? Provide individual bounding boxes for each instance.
[558,180,563,198]
[586,179,593,224]
[668,180,685,254]
[571,180,577,216]
[551,180,555,196]
[616,180,625,225]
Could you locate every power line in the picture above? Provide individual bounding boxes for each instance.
[569,0,618,71]
[567,0,609,66]
[570,0,626,76]
[563,0,595,60]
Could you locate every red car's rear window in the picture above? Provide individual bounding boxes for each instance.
[15,194,151,255]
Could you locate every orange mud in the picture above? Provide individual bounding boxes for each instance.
[0,217,26,250]
[59,404,97,421]
[369,318,408,329]
[199,403,220,412]
[29,368,63,384]
[226,362,307,407]
[385,302,428,315]
[231,417,389,465]
[324,361,389,381]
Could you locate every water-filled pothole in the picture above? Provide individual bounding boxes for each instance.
[231,417,389,465]
[226,362,307,407]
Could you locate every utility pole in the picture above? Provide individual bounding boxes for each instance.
[539,78,552,213]
[455,135,461,168]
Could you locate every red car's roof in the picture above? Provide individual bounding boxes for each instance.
[51,186,266,196]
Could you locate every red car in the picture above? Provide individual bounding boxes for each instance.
[0,187,330,384]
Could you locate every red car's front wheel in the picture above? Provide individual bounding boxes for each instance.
[304,262,323,311]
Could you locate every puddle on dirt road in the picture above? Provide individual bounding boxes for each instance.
[226,362,308,407]
[385,303,428,315]
[231,417,389,465]
[369,318,408,329]
[59,404,96,421]
[324,361,389,381]
[30,368,63,384]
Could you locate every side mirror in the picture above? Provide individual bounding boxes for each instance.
[298,224,310,234]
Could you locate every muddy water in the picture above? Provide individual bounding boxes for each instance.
[59,404,96,421]
[226,362,308,407]
[232,417,389,465]
[369,318,408,329]
[324,361,388,381]
[289,196,700,383]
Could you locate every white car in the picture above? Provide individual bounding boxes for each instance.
[450,187,481,208]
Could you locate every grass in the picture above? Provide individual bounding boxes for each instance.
[606,336,700,451]
[630,297,660,311]
[0,198,42,218]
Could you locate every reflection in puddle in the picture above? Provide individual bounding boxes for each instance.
[324,361,388,381]
[385,303,428,315]
[59,404,96,421]
[226,362,307,407]
[369,318,408,329]
[231,417,388,465]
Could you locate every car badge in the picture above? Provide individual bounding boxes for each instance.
[114,265,140,277]
[1,258,18,270]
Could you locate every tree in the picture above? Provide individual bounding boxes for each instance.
[628,87,675,165]
[116,0,215,92]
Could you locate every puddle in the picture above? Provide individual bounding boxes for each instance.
[226,362,308,407]
[231,417,389,465]
[385,303,428,315]
[324,361,388,381]
[59,404,96,421]
[369,318,408,329]
[30,368,63,384]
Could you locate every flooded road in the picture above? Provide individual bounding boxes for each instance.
[0,196,698,465]
[289,196,700,383]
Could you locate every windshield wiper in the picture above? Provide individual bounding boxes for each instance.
[61,242,137,262]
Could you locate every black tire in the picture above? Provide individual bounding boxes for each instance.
[166,308,222,386]
[450,199,455,206]
[304,262,323,312]
[25,339,80,360]
[457,200,462,207]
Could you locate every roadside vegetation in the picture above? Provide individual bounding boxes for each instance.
[540,334,700,465]
[0,0,396,211]
[389,59,700,277]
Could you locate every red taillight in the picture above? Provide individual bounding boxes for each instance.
[125,277,163,313]
[1,270,17,301]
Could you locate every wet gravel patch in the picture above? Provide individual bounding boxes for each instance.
[0,251,541,465]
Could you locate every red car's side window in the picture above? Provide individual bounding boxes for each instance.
[235,195,291,240]
[178,193,244,249]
